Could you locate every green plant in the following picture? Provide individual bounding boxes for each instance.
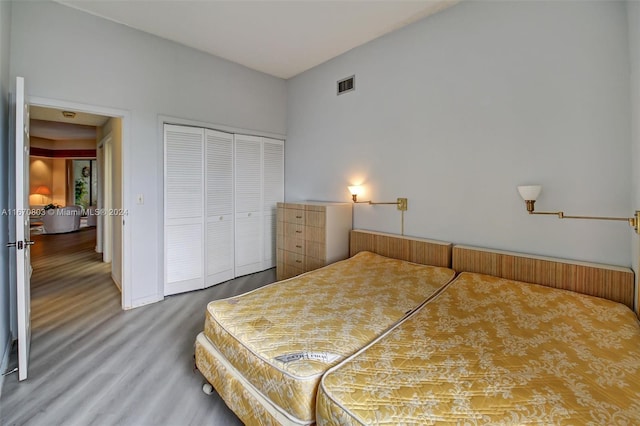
[75,178,87,204]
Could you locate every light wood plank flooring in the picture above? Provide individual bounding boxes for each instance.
[1,227,275,425]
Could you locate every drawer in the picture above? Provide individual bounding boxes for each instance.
[304,226,325,244]
[283,222,305,238]
[283,208,305,225]
[277,260,303,281]
[305,256,326,272]
[305,211,325,228]
[283,237,305,254]
[305,241,326,260]
[283,264,304,280]
[282,249,305,268]
[277,207,285,223]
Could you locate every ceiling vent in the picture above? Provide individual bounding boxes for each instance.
[337,75,355,95]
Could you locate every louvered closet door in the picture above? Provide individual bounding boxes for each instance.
[262,138,284,269]
[164,125,204,295]
[234,134,262,276]
[205,129,235,287]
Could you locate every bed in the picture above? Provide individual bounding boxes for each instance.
[194,230,456,425]
[317,245,640,425]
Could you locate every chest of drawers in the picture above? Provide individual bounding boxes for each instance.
[276,202,352,280]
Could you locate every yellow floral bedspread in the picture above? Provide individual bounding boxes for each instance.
[317,272,640,425]
[202,251,455,423]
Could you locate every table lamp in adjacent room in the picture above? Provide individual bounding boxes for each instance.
[33,185,52,204]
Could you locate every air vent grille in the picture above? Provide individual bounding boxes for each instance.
[337,75,355,95]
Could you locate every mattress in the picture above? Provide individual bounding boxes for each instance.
[198,251,455,424]
[317,271,640,425]
[195,333,288,425]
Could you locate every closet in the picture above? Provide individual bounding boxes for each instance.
[164,124,284,296]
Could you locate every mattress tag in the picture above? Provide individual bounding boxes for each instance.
[275,352,340,364]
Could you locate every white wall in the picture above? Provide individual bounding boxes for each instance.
[287,0,633,266]
[628,0,640,311]
[10,1,287,307]
[0,0,11,389]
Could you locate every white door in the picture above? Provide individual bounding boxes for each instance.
[14,76,32,381]
[205,129,235,286]
[164,125,205,295]
[234,134,262,276]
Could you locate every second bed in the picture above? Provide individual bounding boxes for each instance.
[316,245,640,425]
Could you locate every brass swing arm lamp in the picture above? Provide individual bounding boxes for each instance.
[517,185,640,233]
[348,186,408,211]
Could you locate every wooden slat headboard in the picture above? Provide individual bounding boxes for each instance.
[350,230,452,268]
[452,245,635,310]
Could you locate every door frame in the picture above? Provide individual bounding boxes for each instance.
[101,134,113,264]
[28,96,132,309]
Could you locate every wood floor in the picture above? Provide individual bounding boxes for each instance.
[1,227,275,425]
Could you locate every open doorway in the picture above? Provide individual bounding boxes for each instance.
[9,93,132,357]
[27,105,123,292]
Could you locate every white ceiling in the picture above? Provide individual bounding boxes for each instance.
[30,106,107,140]
[30,119,97,141]
[56,0,457,79]
[31,106,109,127]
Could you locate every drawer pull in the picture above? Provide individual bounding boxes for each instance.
[296,260,302,263]
[296,245,302,248]
[296,230,302,233]
[296,215,302,219]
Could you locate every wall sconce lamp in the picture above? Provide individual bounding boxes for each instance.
[347,185,363,203]
[348,185,408,211]
[517,184,640,233]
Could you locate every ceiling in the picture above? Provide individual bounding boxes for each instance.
[30,106,108,141]
[56,0,458,79]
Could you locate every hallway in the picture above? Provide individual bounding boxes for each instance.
[29,228,119,342]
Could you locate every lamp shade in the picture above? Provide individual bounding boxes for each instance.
[348,185,363,197]
[517,185,542,201]
[33,185,51,196]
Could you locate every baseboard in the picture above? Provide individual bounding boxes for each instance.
[111,273,122,292]
[0,335,14,399]
[126,294,163,310]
